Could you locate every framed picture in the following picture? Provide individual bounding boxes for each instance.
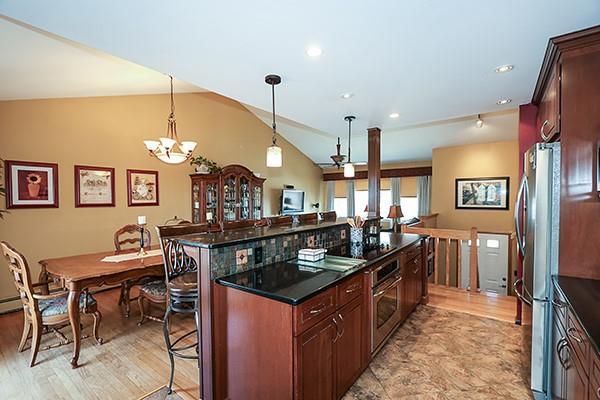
[127,169,159,206]
[4,160,59,209]
[455,177,510,210]
[75,165,115,207]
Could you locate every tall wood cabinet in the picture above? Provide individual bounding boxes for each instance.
[190,164,265,224]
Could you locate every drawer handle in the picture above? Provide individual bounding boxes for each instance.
[552,298,566,309]
[595,387,600,400]
[308,303,327,316]
[345,284,361,294]
[540,120,552,141]
[567,327,583,343]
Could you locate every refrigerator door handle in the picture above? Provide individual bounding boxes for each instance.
[513,278,532,306]
[514,174,528,257]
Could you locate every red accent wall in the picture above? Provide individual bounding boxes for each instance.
[516,103,538,323]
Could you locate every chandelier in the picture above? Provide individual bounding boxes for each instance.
[143,75,197,164]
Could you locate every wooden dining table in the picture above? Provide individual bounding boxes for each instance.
[39,246,164,368]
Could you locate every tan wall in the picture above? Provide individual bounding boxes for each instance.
[0,93,322,309]
[431,140,518,231]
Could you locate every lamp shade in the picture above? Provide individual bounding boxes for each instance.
[343,162,355,178]
[364,205,368,212]
[266,144,282,167]
[387,204,404,219]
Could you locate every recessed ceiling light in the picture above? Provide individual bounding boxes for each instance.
[497,98,512,105]
[389,112,400,119]
[340,93,353,99]
[495,64,514,73]
[306,46,322,57]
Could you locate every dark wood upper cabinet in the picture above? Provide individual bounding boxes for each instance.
[190,164,265,224]
[532,25,600,280]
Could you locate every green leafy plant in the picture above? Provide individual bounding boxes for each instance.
[190,155,223,174]
[0,158,8,219]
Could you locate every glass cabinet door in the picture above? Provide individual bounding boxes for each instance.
[239,176,251,220]
[204,181,219,223]
[223,175,237,221]
[192,181,201,223]
[252,185,262,220]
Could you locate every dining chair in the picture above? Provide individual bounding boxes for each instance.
[113,224,152,318]
[137,223,212,326]
[254,218,270,227]
[268,215,293,226]
[164,216,192,225]
[221,220,256,231]
[319,211,337,221]
[155,224,209,394]
[1,241,102,367]
[298,212,319,224]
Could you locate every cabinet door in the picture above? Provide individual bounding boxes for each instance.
[202,179,219,223]
[537,64,561,142]
[552,319,567,400]
[402,265,414,318]
[335,297,364,398]
[191,179,201,223]
[564,343,588,400]
[295,315,337,400]
[239,174,251,220]
[411,255,423,305]
[222,174,237,221]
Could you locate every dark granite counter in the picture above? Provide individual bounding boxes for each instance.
[554,275,600,355]
[216,232,422,305]
[175,219,350,249]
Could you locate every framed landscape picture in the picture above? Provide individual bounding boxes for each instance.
[75,165,115,207]
[455,177,510,210]
[127,169,159,206]
[4,160,59,209]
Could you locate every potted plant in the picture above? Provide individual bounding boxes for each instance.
[190,155,223,174]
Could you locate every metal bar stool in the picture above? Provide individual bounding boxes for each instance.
[157,229,202,395]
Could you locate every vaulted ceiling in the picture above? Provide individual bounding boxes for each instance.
[1,1,599,164]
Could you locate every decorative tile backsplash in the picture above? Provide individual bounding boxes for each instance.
[209,225,350,279]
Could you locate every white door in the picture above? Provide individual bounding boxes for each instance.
[461,233,508,295]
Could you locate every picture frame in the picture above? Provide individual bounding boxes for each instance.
[4,160,59,209]
[75,165,115,207]
[455,176,510,210]
[127,169,159,207]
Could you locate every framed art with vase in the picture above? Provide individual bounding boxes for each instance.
[75,165,115,207]
[4,160,59,209]
[127,169,159,206]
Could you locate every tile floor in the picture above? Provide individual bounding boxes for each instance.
[343,306,532,400]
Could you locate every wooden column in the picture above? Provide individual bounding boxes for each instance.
[367,127,381,218]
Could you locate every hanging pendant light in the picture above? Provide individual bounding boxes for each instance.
[143,75,197,164]
[343,116,356,178]
[476,114,484,128]
[265,74,282,168]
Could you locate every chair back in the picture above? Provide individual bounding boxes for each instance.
[298,212,318,224]
[114,224,151,251]
[221,220,256,231]
[1,242,36,318]
[268,215,293,226]
[155,224,213,282]
[164,216,192,225]
[319,211,337,221]
[254,218,270,227]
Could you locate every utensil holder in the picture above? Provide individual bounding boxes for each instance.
[350,227,364,256]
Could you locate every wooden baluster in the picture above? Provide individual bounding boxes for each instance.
[469,227,478,292]
[433,237,440,285]
[456,239,462,289]
[445,239,451,287]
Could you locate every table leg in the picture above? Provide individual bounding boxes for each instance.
[67,287,82,368]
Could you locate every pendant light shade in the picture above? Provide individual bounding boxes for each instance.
[343,116,356,178]
[265,74,282,168]
[266,144,282,168]
[476,114,484,128]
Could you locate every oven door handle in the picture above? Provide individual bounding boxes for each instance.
[373,275,403,298]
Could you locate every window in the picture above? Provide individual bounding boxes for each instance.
[334,197,347,218]
[355,190,369,218]
[400,197,418,220]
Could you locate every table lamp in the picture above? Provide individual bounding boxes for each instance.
[387,205,404,233]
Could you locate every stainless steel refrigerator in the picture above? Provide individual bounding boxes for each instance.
[514,142,560,400]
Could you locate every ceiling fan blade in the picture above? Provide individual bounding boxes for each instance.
[353,161,368,166]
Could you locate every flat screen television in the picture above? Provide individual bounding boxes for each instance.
[281,189,305,214]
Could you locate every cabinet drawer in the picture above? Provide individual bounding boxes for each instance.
[402,243,422,261]
[294,287,337,335]
[407,254,422,273]
[566,312,590,375]
[337,273,363,307]
[591,352,600,400]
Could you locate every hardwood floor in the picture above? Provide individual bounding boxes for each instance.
[0,288,199,400]
[427,284,518,323]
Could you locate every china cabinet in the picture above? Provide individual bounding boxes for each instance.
[190,164,265,224]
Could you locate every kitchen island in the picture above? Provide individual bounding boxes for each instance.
[173,219,426,400]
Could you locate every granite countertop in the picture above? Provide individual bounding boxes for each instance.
[175,219,351,249]
[216,232,422,305]
[554,275,600,355]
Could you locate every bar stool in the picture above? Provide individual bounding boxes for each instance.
[156,227,202,395]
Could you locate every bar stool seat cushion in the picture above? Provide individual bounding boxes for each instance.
[140,280,167,297]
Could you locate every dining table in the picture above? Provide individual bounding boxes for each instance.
[38,246,164,368]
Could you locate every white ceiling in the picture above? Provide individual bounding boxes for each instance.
[0,17,201,100]
[1,2,599,164]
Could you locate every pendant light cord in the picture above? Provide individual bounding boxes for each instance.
[271,83,277,145]
[167,75,178,142]
[347,118,352,162]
